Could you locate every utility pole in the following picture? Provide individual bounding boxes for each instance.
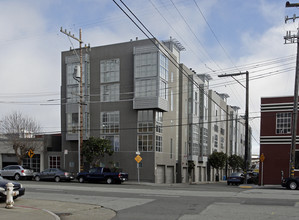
[60,27,84,172]
[284,2,299,177]
[218,71,249,184]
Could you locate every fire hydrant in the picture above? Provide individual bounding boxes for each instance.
[5,183,19,209]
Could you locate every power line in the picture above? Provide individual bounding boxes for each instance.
[113,0,232,117]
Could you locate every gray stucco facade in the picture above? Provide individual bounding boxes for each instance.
[60,38,251,183]
[61,38,181,183]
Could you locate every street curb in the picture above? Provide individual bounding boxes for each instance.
[42,209,60,220]
[239,185,253,189]
[15,204,60,220]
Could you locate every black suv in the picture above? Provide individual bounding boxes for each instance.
[281,177,299,190]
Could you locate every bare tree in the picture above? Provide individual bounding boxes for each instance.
[0,111,42,165]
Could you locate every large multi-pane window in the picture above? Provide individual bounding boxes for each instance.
[67,113,78,134]
[159,53,168,81]
[155,111,163,133]
[138,134,153,152]
[49,156,60,168]
[137,110,163,152]
[101,111,120,151]
[155,111,163,152]
[100,84,119,102]
[276,112,291,134]
[159,81,167,99]
[138,110,153,133]
[101,111,120,134]
[100,59,120,83]
[135,79,156,97]
[159,53,168,100]
[23,155,40,172]
[101,135,120,152]
[135,52,157,77]
[100,58,120,102]
[138,110,154,152]
[156,135,162,152]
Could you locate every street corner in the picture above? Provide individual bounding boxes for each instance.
[0,200,59,220]
[10,198,116,220]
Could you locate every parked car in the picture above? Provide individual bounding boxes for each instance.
[77,167,128,184]
[281,177,299,190]
[34,168,75,182]
[247,172,259,185]
[227,172,245,185]
[0,176,25,200]
[0,165,34,180]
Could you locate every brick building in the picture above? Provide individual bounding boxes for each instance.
[260,96,299,184]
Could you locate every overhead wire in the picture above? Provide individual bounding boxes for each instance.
[113,0,264,152]
[113,0,231,116]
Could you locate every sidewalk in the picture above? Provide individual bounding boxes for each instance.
[0,198,116,220]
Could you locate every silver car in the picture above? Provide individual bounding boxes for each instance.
[0,165,34,180]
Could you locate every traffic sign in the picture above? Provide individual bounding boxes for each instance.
[260,153,265,162]
[135,155,142,163]
[28,149,34,158]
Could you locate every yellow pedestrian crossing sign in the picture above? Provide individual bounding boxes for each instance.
[135,155,142,163]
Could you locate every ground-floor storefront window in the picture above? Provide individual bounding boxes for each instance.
[23,154,40,172]
[49,156,61,168]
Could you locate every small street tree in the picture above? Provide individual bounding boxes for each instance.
[228,154,244,172]
[208,151,227,181]
[0,111,41,165]
[82,136,114,167]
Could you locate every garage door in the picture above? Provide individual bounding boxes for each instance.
[2,154,18,167]
[166,166,174,183]
[156,165,165,183]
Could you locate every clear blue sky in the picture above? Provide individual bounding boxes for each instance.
[0,0,297,155]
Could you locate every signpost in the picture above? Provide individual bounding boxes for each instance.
[135,152,142,183]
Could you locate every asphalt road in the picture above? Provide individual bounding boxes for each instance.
[16,181,299,220]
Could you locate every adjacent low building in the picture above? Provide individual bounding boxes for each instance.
[0,134,61,172]
[260,96,298,184]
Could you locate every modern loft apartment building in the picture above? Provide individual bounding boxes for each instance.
[61,38,184,183]
[61,38,250,183]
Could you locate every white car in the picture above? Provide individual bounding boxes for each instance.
[0,165,34,180]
